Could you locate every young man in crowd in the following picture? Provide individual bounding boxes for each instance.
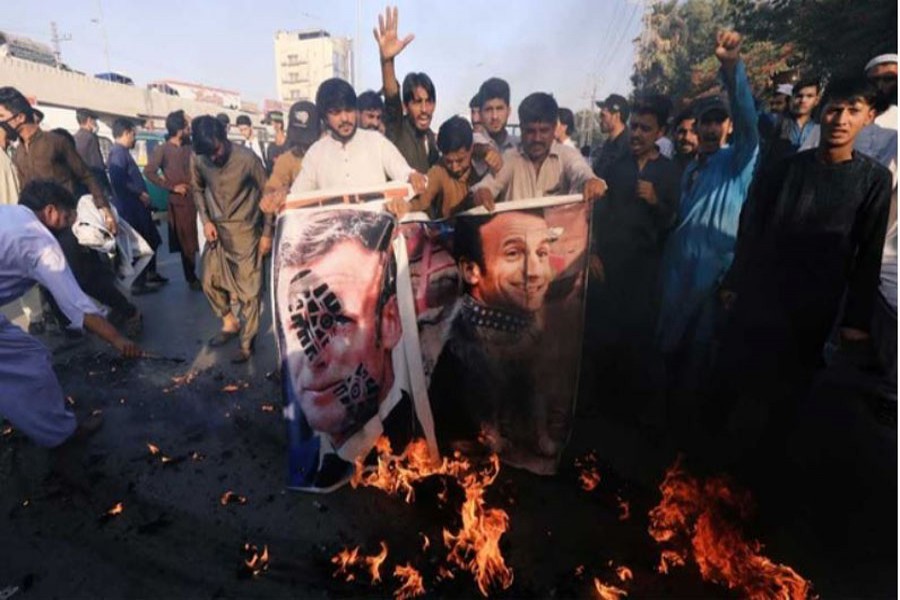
[264,111,288,174]
[760,76,822,171]
[288,78,425,198]
[472,77,517,177]
[469,93,483,133]
[236,115,266,165]
[108,118,164,294]
[389,116,484,219]
[73,107,110,196]
[715,78,892,468]
[191,115,271,363]
[592,93,631,179]
[376,6,439,174]
[555,107,578,149]
[472,92,606,208]
[144,110,201,289]
[357,91,386,133]
[588,96,681,422]
[0,87,114,233]
[264,101,321,197]
[672,108,699,177]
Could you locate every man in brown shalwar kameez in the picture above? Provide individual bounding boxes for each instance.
[190,115,272,363]
[144,110,201,289]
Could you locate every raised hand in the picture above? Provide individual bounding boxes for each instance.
[374,6,414,62]
[715,30,741,67]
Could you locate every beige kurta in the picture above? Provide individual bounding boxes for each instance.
[191,144,272,350]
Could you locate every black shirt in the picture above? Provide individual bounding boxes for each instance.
[595,152,681,258]
[728,149,892,337]
[592,129,631,180]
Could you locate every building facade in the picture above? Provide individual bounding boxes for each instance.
[274,29,353,104]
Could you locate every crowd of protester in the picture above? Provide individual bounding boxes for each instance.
[0,6,895,487]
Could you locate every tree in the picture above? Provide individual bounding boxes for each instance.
[631,0,897,107]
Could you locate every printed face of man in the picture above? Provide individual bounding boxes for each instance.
[406,86,434,133]
[521,120,555,164]
[629,112,663,157]
[481,98,509,137]
[238,124,253,140]
[359,108,383,131]
[675,118,698,156]
[279,238,400,441]
[464,212,554,314]
[791,85,820,118]
[820,97,874,149]
[326,108,358,142]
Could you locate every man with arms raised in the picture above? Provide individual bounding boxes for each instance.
[375,6,438,174]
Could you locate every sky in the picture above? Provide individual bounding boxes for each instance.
[5,0,645,125]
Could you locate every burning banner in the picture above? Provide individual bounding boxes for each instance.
[273,186,590,490]
[402,195,589,474]
[273,184,434,492]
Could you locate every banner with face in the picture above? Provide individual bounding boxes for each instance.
[401,195,590,475]
[273,186,428,492]
[274,189,589,490]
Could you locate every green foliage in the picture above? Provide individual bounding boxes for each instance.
[632,0,897,106]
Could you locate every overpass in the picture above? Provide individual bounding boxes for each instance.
[1,56,263,132]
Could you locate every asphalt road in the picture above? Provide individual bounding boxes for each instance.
[0,238,895,598]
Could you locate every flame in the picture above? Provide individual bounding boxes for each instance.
[366,541,389,584]
[353,437,513,597]
[163,371,198,393]
[191,451,205,461]
[2,426,13,436]
[147,443,160,455]
[261,403,276,412]
[222,381,249,393]
[575,565,585,577]
[331,542,389,584]
[593,577,628,600]
[331,546,361,582]
[441,455,514,597]
[393,563,425,599]
[575,452,601,491]
[106,502,124,516]
[420,533,430,551]
[616,566,633,582]
[648,457,814,599]
[617,496,630,521]
[243,543,269,576]
[220,491,247,506]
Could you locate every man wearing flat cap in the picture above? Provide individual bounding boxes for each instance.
[592,93,631,179]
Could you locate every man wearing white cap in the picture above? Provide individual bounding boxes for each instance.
[865,53,897,126]
[770,83,793,115]
[857,53,898,392]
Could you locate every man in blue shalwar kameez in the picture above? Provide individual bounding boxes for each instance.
[656,30,759,431]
